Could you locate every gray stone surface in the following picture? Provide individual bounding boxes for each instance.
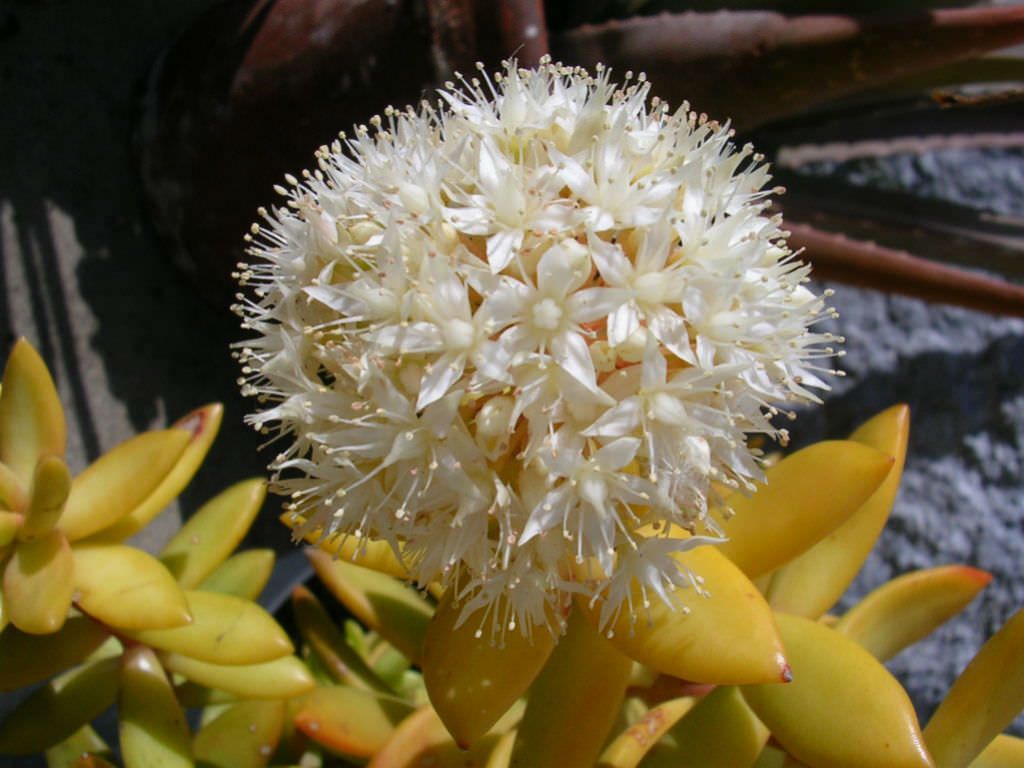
[1,0,1023,762]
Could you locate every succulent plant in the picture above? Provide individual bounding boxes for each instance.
[0,339,315,765]
[280,404,1024,768]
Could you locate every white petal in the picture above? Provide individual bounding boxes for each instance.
[371,322,444,354]
[568,287,625,324]
[552,332,600,393]
[649,307,697,364]
[594,436,641,470]
[589,234,632,286]
[582,398,641,438]
[607,303,639,347]
[519,485,572,544]
[486,229,524,273]
[416,353,466,410]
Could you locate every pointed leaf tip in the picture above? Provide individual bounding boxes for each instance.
[768,405,911,618]
[582,544,788,686]
[59,428,192,541]
[743,614,934,768]
[716,439,894,579]
[0,338,66,484]
[423,590,555,747]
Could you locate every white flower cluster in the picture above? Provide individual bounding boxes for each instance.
[235,59,839,637]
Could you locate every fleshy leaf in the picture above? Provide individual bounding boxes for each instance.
[59,429,191,541]
[742,614,934,768]
[72,543,192,630]
[160,652,315,700]
[20,455,71,542]
[767,405,910,617]
[0,613,110,691]
[103,403,224,539]
[367,705,507,768]
[924,608,1024,768]
[0,510,23,547]
[197,548,275,600]
[638,686,769,768]
[3,528,74,634]
[714,440,893,578]
[969,734,1024,768]
[0,339,66,484]
[280,510,409,577]
[308,548,433,664]
[159,478,266,588]
[836,565,991,661]
[581,544,789,685]
[193,700,285,768]
[43,725,112,768]
[423,589,556,748]
[598,696,696,768]
[0,656,120,754]
[119,645,193,768]
[511,610,633,768]
[294,685,414,757]
[124,589,292,665]
[0,462,27,513]
[291,584,391,692]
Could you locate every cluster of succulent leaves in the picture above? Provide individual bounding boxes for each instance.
[3,336,1024,768]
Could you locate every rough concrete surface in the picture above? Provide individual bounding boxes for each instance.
[1,0,1023,763]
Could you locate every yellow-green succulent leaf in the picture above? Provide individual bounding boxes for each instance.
[3,528,74,634]
[924,608,1024,768]
[124,589,293,665]
[422,589,556,748]
[714,440,894,578]
[0,655,120,754]
[836,565,991,661]
[72,542,192,630]
[307,548,433,663]
[119,645,193,768]
[638,686,768,768]
[752,746,790,768]
[0,510,23,547]
[742,614,934,768]
[486,731,517,768]
[598,696,695,768]
[280,511,409,577]
[969,734,1024,768]
[159,478,266,588]
[193,700,285,768]
[197,548,276,600]
[43,725,112,768]
[173,682,239,710]
[0,590,6,633]
[60,429,192,541]
[0,613,110,691]
[581,544,789,685]
[103,403,224,540]
[294,686,414,758]
[767,405,910,618]
[0,462,28,514]
[68,755,117,768]
[291,583,392,693]
[0,339,66,485]
[511,609,633,768]
[366,705,503,768]
[160,652,315,700]
[20,455,71,542]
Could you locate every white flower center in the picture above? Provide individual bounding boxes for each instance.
[532,298,563,331]
[443,318,476,350]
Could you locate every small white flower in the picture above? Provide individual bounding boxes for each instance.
[235,59,839,637]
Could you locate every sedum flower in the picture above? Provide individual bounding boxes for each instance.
[235,58,840,637]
